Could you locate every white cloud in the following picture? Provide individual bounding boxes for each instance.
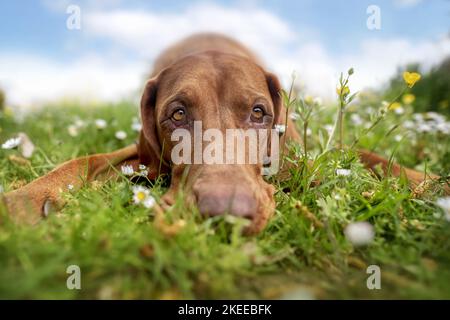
[0,53,145,107]
[84,3,298,59]
[2,2,449,106]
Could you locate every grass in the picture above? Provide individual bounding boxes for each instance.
[0,86,449,299]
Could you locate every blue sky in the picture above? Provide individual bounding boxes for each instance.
[0,0,449,105]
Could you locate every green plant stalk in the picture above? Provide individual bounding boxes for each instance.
[303,120,308,158]
[351,86,408,148]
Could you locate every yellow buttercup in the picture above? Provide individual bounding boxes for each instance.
[402,93,415,105]
[403,72,421,88]
[336,86,350,96]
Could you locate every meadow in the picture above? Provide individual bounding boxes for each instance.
[0,68,449,299]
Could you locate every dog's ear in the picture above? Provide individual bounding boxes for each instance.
[139,77,170,177]
[265,72,283,125]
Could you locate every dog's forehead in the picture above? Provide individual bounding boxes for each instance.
[157,52,269,97]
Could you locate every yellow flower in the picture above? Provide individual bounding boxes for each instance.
[304,95,314,105]
[336,86,350,96]
[389,102,402,110]
[403,72,421,88]
[402,93,415,105]
[4,107,14,118]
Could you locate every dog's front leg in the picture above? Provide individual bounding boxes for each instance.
[1,144,139,224]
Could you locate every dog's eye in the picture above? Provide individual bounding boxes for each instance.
[171,108,186,122]
[251,105,265,121]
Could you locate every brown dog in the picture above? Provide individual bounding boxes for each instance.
[1,33,445,234]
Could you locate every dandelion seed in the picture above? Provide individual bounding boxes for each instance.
[121,165,134,176]
[132,185,155,208]
[115,131,127,140]
[67,125,79,137]
[336,168,351,176]
[306,128,312,136]
[436,197,450,222]
[95,119,107,129]
[2,136,21,149]
[344,221,375,246]
[274,124,286,134]
[67,184,74,190]
[394,135,402,142]
[403,71,421,88]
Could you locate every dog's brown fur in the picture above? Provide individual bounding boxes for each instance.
[1,33,446,234]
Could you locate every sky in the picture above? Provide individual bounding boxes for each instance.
[0,0,449,106]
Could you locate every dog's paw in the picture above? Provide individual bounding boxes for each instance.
[1,187,61,225]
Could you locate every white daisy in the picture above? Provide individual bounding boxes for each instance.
[115,131,127,140]
[313,97,322,106]
[394,106,405,115]
[323,124,334,135]
[274,124,286,134]
[18,132,35,158]
[350,114,363,126]
[336,168,351,176]
[413,113,424,122]
[121,165,134,176]
[436,122,450,135]
[436,197,450,222]
[74,119,86,128]
[95,119,107,129]
[139,170,149,177]
[417,123,432,133]
[131,121,142,132]
[344,221,375,246]
[289,112,300,121]
[132,185,156,208]
[403,120,415,129]
[2,136,22,149]
[68,125,79,137]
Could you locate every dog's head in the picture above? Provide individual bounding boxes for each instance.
[138,51,283,234]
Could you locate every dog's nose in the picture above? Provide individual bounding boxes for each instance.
[196,187,257,220]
